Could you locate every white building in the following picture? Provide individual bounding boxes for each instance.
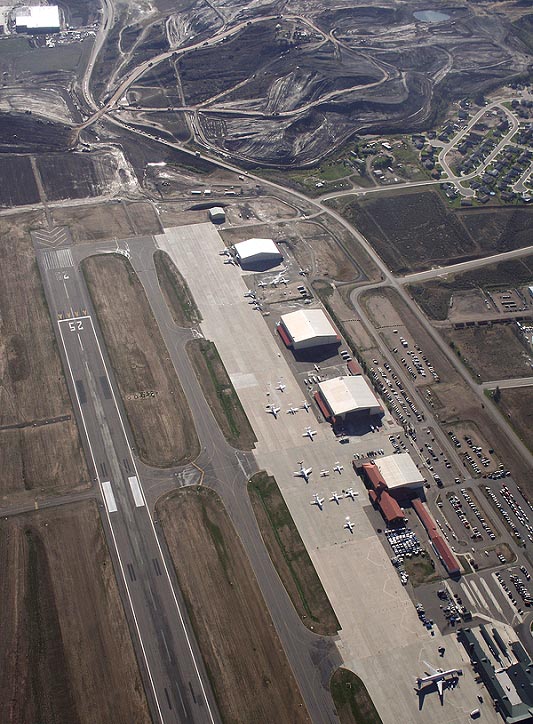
[208,206,225,223]
[374,453,425,491]
[317,376,381,419]
[16,6,60,33]
[233,238,282,268]
[279,309,338,350]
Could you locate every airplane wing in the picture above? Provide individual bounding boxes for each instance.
[436,679,444,697]
[423,661,439,676]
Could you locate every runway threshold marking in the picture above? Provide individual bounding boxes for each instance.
[128,475,145,507]
[102,481,118,513]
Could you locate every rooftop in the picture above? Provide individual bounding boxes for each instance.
[318,376,379,416]
[16,5,60,29]
[374,453,425,489]
[234,238,281,260]
[281,309,337,345]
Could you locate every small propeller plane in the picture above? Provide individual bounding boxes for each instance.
[301,401,311,413]
[266,404,280,419]
[330,491,342,505]
[276,381,286,392]
[303,427,317,440]
[258,280,268,288]
[333,463,344,474]
[244,291,256,298]
[310,493,324,510]
[344,517,355,534]
[294,462,312,483]
[286,406,299,415]
[344,488,358,500]
[320,469,330,477]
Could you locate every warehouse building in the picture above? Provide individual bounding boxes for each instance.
[278,309,339,350]
[316,375,382,422]
[16,6,60,33]
[208,206,225,223]
[356,461,405,525]
[374,453,425,492]
[413,499,460,577]
[233,238,282,269]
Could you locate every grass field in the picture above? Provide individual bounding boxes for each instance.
[157,486,311,724]
[496,387,533,453]
[154,250,202,328]
[187,339,256,450]
[408,254,533,320]
[248,471,339,635]
[0,211,88,495]
[83,254,199,467]
[51,201,161,242]
[403,554,441,586]
[329,668,382,724]
[0,501,150,724]
[445,325,533,381]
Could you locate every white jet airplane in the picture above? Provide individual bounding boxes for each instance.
[416,663,462,700]
[301,401,311,412]
[266,404,281,419]
[219,249,231,256]
[258,280,268,288]
[333,463,344,474]
[344,488,358,500]
[303,427,317,440]
[294,462,312,483]
[244,291,256,298]
[320,470,330,477]
[310,493,324,510]
[277,381,286,392]
[344,517,355,533]
[286,406,299,415]
[330,491,342,505]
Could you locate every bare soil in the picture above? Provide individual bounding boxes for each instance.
[0,500,150,724]
[444,325,533,381]
[83,254,199,467]
[248,472,339,635]
[51,201,160,242]
[186,339,256,451]
[0,211,88,495]
[157,486,311,724]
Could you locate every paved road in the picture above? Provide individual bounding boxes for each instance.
[481,377,533,390]
[34,237,221,724]
[397,245,533,284]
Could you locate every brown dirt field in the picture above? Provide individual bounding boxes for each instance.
[0,500,150,724]
[0,211,88,495]
[83,254,199,467]
[157,486,311,724]
[186,339,256,451]
[248,472,339,636]
[360,287,533,493]
[444,325,533,381]
[51,200,160,242]
[497,387,533,453]
[154,249,202,328]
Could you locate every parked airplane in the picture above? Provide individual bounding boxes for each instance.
[333,463,344,474]
[219,249,231,256]
[223,258,236,265]
[303,427,317,440]
[344,488,358,500]
[244,291,256,298]
[266,404,280,419]
[301,401,311,412]
[277,381,286,392]
[258,280,268,288]
[330,492,342,504]
[294,462,312,483]
[344,517,354,533]
[416,663,462,699]
[311,493,324,510]
[287,406,299,415]
[320,470,330,477]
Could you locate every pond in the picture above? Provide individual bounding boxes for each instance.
[414,9,450,22]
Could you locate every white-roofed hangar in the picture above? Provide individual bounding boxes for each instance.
[316,376,382,422]
[15,6,60,33]
[374,453,425,491]
[233,238,282,269]
[277,309,339,350]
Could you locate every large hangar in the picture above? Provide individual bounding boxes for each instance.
[374,453,425,492]
[317,375,381,420]
[233,238,282,269]
[278,309,339,350]
[15,6,60,33]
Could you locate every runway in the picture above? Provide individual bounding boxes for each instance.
[34,232,220,724]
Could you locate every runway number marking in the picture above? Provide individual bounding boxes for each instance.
[68,320,84,332]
